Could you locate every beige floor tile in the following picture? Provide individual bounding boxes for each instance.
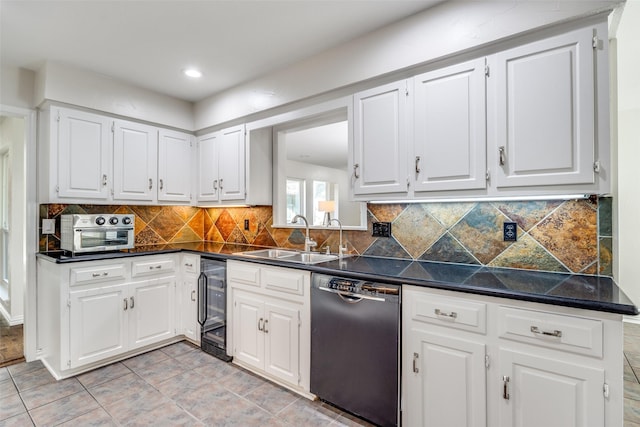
[28,390,99,426]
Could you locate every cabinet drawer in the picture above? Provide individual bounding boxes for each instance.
[182,255,199,274]
[228,261,260,287]
[132,258,176,277]
[70,264,127,286]
[262,267,307,296]
[409,292,486,334]
[498,306,603,358]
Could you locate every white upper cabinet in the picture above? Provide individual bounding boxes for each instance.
[218,125,246,201]
[40,106,194,205]
[353,80,410,196]
[52,107,112,201]
[196,124,246,204]
[488,26,597,190]
[350,22,609,201]
[158,129,193,203]
[413,57,487,192]
[113,120,158,202]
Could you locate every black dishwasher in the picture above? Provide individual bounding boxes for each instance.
[311,273,400,427]
[198,258,232,362]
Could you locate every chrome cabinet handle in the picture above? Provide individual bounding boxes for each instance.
[503,376,510,400]
[530,326,562,338]
[435,308,457,319]
[219,178,223,189]
[264,319,269,333]
[191,290,196,302]
[159,179,164,190]
[148,178,153,190]
[148,265,162,270]
[258,318,264,331]
[184,263,193,268]
[415,156,421,174]
[92,273,101,277]
[129,297,134,309]
[413,352,419,373]
[102,174,108,186]
[499,146,506,166]
[123,298,128,311]
[353,163,360,179]
[213,179,218,190]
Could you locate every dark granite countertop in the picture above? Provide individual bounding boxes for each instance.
[37,242,638,316]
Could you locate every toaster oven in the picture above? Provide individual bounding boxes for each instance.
[60,214,135,254]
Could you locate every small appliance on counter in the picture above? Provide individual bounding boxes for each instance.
[60,214,135,254]
[198,258,232,362]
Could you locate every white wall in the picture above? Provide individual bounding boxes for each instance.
[615,0,640,306]
[195,0,621,129]
[0,66,35,109]
[35,62,194,131]
[0,116,25,324]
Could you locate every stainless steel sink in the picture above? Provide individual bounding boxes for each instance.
[235,249,341,264]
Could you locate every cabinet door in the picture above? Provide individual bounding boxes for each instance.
[218,125,246,201]
[56,107,111,200]
[129,277,175,349]
[264,300,300,386]
[182,275,200,343]
[113,120,158,201]
[490,27,595,188]
[499,348,604,427]
[233,291,264,370]
[69,284,128,368]
[196,132,219,202]
[158,129,192,203]
[353,80,410,196]
[405,328,486,427]
[414,58,487,192]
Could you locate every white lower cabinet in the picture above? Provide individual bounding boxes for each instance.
[403,286,623,427]
[37,255,180,378]
[498,348,604,427]
[179,254,200,344]
[69,283,128,368]
[228,260,310,395]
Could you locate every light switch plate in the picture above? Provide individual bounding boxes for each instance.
[42,219,55,234]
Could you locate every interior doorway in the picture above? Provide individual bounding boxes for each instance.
[0,106,37,364]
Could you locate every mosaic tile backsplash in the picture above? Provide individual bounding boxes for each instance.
[40,197,613,275]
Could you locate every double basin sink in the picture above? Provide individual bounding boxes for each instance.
[235,248,341,264]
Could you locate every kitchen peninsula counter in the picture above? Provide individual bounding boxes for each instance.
[37,242,638,316]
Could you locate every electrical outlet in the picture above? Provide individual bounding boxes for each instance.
[372,222,392,237]
[42,219,55,234]
[503,222,517,242]
[244,219,250,230]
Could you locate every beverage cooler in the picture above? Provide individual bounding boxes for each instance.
[197,258,232,362]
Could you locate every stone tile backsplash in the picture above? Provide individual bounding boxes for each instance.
[40,197,613,276]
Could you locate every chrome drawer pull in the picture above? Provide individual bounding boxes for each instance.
[499,146,506,166]
[413,352,419,373]
[123,298,128,311]
[530,326,562,338]
[130,297,134,309]
[191,290,196,302]
[92,273,101,277]
[258,318,264,331]
[435,308,457,319]
[264,319,269,333]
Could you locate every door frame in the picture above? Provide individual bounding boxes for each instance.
[0,104,38,361]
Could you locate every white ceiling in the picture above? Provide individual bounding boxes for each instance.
[1,0,443,103]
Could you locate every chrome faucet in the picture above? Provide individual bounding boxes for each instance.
[328,218,347,258]
[291,214,317,252]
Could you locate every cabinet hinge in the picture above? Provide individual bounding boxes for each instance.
[485,65,490,77]
[593,161,601,173]
[603,382,610,398]
[56,112,61,122]
[406,177,410,189]
[67,299,71,308]
[67,360,71,368]
[111,123,115,133]
[485,170,490,181]
[55,185,60,193]
[592,36,604,50]
[485,354,490,369]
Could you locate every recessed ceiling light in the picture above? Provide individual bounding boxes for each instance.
[183,68,202,78]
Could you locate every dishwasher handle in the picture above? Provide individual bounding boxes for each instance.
[318,286,386,302]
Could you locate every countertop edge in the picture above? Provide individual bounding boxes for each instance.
[36,247,639,316]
